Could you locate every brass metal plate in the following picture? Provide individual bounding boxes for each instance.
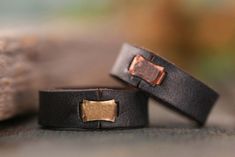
[129,55,166,85]
[81,99,117,122]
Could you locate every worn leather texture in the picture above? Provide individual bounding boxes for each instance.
[111,43,219,125]
[39,87,149,129]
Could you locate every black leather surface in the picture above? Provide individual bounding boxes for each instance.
[111,43,219,125]
[39,87,149,129]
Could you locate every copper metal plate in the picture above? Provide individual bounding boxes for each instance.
[81,99,117,122]
[129,55,166,85]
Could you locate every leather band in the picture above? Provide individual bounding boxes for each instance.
[111,43,219,125]
[39,87,149,129]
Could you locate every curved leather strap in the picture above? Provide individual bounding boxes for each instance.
[39,87,149,129]
[111,43,219,125]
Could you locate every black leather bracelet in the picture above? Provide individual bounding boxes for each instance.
[111,43,219,125]
[39,87,149,130]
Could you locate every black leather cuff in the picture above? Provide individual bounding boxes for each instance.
[111,43,219,125]
[39,87,149,130]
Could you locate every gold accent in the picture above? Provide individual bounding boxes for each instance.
[129,55,166,85]
[81,99,117,122]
